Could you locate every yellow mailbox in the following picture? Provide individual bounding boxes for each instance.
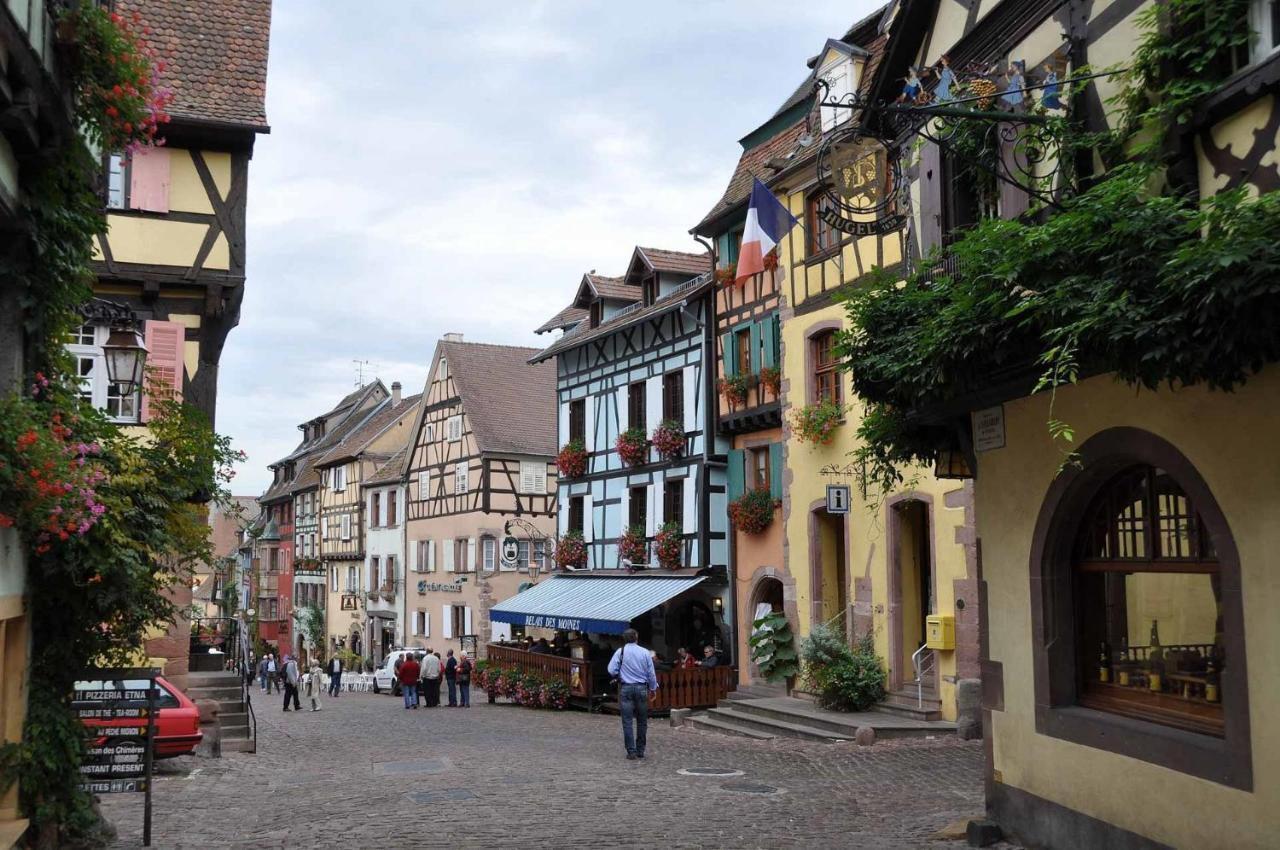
[926,614,956,650]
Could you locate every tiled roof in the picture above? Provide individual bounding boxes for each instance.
[635,247,711,276]
[120,0,271,131]
[534,303,588,335]
[531,273,716,364]
[367,446,410,486]
[441,342,558,457]
[316,394,422,467]
[588,275,636,302]
[290,459,319,494]
[693,119,809,235]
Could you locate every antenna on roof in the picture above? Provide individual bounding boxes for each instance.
[353,359,375,387]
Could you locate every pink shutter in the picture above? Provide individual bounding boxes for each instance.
[141,320,184,422]
[129,147,171,213]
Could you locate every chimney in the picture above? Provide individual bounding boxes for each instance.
[391,381,402,407]
[442,332,464,343]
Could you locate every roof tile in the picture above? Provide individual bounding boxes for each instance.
[440,342,558,457]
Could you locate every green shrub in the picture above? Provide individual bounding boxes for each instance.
[801,627,887,712]
[748,611,798,682]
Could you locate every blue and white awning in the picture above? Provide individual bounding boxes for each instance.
[489,574,705,635]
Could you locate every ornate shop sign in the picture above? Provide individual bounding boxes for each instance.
[418,579,464,594]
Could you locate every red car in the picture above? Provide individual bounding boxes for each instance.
[77,675,203,759]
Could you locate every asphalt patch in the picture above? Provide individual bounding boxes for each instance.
[373,757,451,776]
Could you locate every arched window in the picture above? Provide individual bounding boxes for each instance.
[1073,465,1225,737]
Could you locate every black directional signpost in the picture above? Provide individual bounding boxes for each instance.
[75,668,159,846]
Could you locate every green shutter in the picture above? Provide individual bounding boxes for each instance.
[727,449,745,501]
[762,314,779,368]
[768,443,784,499]
[720,331,737,377]
[748,321,763,375]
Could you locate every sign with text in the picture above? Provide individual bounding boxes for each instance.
[972,405,1006,452]
[75,669,158,845]
[417,580,463,594]
[826,485,851,514]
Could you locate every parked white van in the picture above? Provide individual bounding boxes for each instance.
[372,649,422,695]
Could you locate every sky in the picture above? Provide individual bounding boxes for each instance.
[222,0,883,495]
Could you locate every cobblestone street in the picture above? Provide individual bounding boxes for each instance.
[101,691,994,849]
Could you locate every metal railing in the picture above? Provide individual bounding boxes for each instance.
[234,616,257,754]
[911,642,936,708]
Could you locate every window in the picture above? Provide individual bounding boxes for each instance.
[447,415,462,442]
[454,538,470,572]
[751,447,771,492]
[627,382,646,430]
[267,598,278,620]
[532,540,546,570]
[483,537,497,571]
[387,491,397,526]
[736,329,753,380]
[818,57,854,132]
[346,565,358,592]
[629,485,647,531]
[106,153,128,209]
[1074,465,1223,736]
[439,357,448,380]
[419,470,431,501]
[369,556,379,591]
[812,331,841,405]
[414,611,429,637]
[66,324,141,423]
[333,466,346,491]
[520,461,547,495]
[268,548,278,573]
[569,496,585,534]
[569,399,586,443]
[385,555,396,590]
[517,540,531,571]
[1249,0,1279,64]
[807,193,841,257]
[370,492,381,528]
[451,605,468,638]
[341,514,351,541]
[455,462,469,494]
[663,480,684,529]
[662,371,684,423]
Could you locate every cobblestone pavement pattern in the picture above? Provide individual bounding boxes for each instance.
[102,691,1005,849]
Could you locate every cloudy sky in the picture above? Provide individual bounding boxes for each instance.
[223,0,881,494]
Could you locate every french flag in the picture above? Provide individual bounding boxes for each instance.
[735,178,799,283]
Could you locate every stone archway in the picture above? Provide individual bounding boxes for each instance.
[744,566,798,684]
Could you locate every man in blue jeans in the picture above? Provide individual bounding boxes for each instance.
[607,629,658,760]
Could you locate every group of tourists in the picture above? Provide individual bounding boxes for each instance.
[395,648,473,710]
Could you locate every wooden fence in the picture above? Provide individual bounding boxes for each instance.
[486,645,591,698]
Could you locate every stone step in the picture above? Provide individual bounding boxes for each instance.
[222,738,255,753]
[684,713,776,740]
[188,685,242,702]
[187,671,244,687]
[703,706,852,742]
[876,691,943,721]
[721,696,955,738]
[724,682,787,701]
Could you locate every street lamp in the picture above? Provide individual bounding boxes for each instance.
[101,327,148,395]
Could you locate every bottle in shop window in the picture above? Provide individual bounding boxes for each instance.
[1149,619,1161,648]
[1098,641,1112,683]
[1205,657,1220,703]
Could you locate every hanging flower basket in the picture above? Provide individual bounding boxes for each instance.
[651,420,685,460]
[763,250,779,271]
[618,525,648,565]
[557,439,587,479]
[654,522,683,570]
[715,263,737,284]
[791,400,845,445]
[555,531,587,569]
[719,373,755,407]
[616,426,648,466]
[759,366,781,396]
[728,488,781,535]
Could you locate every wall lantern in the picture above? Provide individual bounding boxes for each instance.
[712,597,724,613]
[933,448,974,480]
[102,327,149,395]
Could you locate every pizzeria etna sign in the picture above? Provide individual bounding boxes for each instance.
[75,669,160,845]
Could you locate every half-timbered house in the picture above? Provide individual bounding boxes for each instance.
[856,1,1280,847]
[530,247,736,661]
[315,384,421,658]
[402,337,557,657]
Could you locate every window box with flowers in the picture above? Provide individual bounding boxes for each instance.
[615,426,648,467]
[719,373,756,407]
[555,531,587,569]
[654,522,683,570]
[715,263,737,284]
[651,420,685,460]
[791,400,845,446]
[759,366,781,396]
[728,488,781,535]
[617,525,648,565]
[763,249,779,271]
[557,439,588,479]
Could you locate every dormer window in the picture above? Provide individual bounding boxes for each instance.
[590,301,603,328]
[815,41,866,134]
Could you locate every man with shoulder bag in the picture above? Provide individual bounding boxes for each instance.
[607,629,658,760]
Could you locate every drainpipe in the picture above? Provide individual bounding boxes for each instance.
[693,232,737,665]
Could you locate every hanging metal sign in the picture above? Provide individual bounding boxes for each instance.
[814,124,909,235]
[500,536,519,568]
[826,485,851,514]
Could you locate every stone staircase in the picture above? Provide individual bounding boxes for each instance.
[876,686,944,722]
[186,670,254,754]
[686,693,956,743]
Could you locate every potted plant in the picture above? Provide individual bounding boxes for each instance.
[749,611,799,683]
[650,420,685,460]
[791,400,845,445]
[654,522,683,570]
[715,263,737,284]
[718,373,755,407]
[557,439,588,479]
[555,530,587,569]
[615,426,648,466]
[617,525,648,566]
[759,365,781,396]
[762,249,779,271]
[728,488,780,534]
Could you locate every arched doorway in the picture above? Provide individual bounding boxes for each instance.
[889,497,935,694]
[750,577,785,623]
[809,504,849,632]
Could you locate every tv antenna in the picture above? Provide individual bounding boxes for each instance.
[353,359,377,387]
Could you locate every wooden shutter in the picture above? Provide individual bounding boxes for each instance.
[467,538,477,572]
[583,493,594,543]
[682,474,696,532]
[423,611,431,637]
[645,376,661,435]
[464,607,473,635]
[720,332,737,377]
[128,147,171,213]
[583,399,595,453]
[443,539,455,572]
[647,483,659,534]
[749,321,763,374]
[682,365,697,433]
[442,605,453,639]
[762,315,779,369]
[727,449,745,501]
[559,401,570,445]
[769,443,784,499]
[410,539,419,573]
[619,486,630,535]
[140,320,184,422]
[918,141,944,254]
[427,539,435,572]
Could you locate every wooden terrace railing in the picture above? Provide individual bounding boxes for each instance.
[486,644,591,698]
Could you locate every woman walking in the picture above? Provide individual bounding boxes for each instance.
[306,663,324,711]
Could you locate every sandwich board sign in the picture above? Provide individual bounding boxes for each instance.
[75,669,159,846]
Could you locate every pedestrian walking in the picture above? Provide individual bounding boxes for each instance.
[257,655,269,692]
[266,653,281,694]
[306,664,324,712]
[398,652,421,710]
[326,654,343,697]
[457,652,473,708]
[607,629,658,760]
[444,649,458,706]
[420,648,442,707]
[281,654,302,712]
